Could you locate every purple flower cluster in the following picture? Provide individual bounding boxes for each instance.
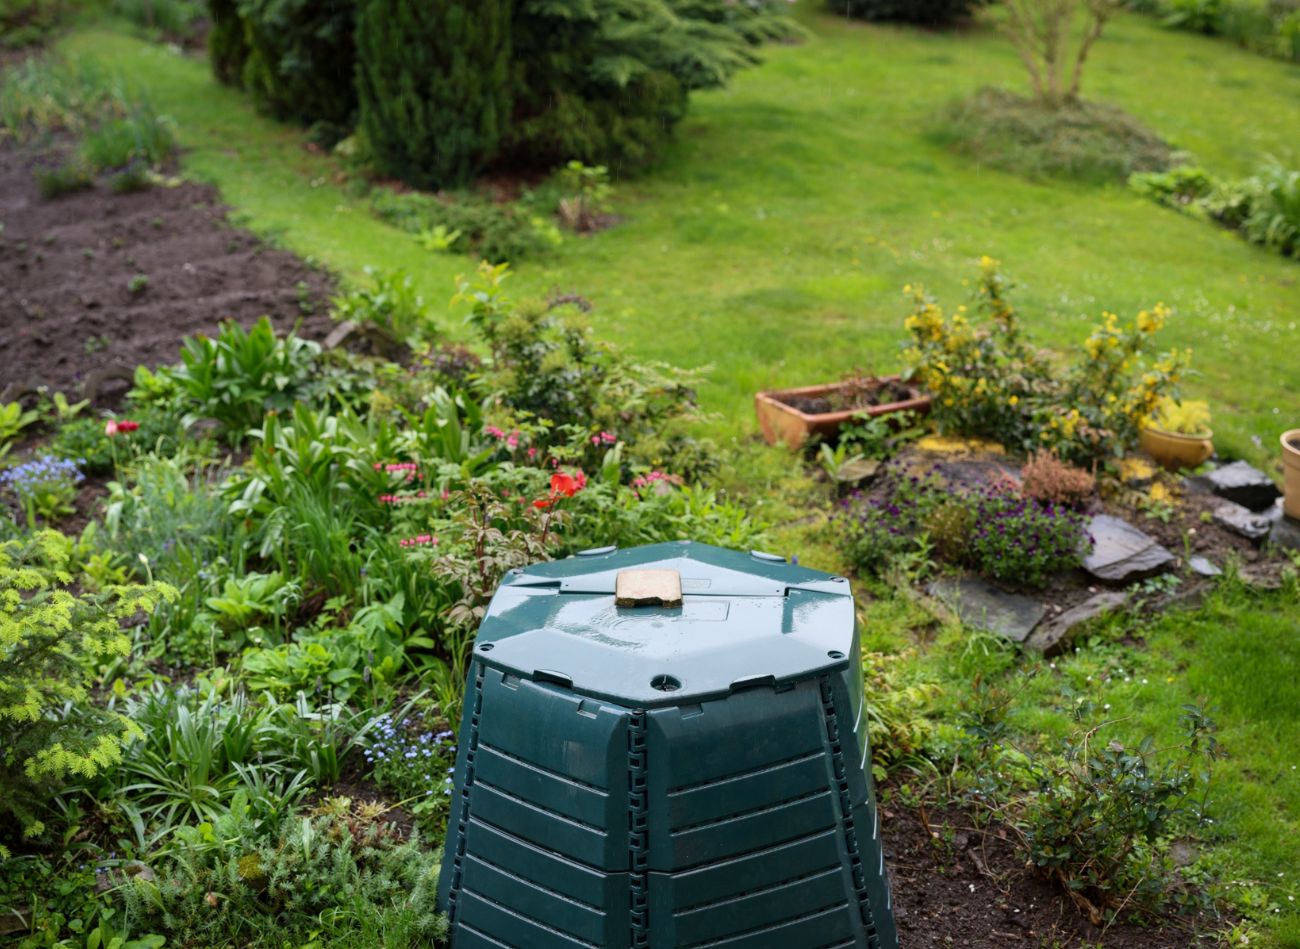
[966,484,1091,587]
[0,455,85,494]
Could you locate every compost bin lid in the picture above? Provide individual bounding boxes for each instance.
[473,541,855,706]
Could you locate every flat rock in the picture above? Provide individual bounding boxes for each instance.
[1213,498,1282,543]
[927,576,1046,643]
[1270,513,1300,554]
[1188,555,1222,578]
[834,457,881,485]
[1192,461,1281,512]
[1025,591,1130,655]
[1083,515,1175,583]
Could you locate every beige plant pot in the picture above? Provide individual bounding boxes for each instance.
[1139,426,1214,472]
[1283,429,1300,520]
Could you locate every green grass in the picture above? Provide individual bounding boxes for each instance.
[1013,582,1300,945]
[58,10,1300,475]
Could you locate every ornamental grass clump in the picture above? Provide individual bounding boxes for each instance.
[903,257,1190,466]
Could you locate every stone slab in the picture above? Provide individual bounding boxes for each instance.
[1024,591,1131,655]
[927,576,1047,643]
[1082,514,1176,583]
[1213,498,1282,543]
[1192,461,1282,512]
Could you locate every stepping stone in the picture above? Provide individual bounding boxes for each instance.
[927,576,1046,643]
[1025,591,1130,655]
[1191,461,1281,512]
[1083,514,1175,583]
[834,458,881,485]
[1213,498,1282,543]
[1271,513,1300,554]
[1188,555,1222,578]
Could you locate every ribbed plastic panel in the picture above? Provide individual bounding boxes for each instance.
[448,670,633,948]
[438,543,897,949]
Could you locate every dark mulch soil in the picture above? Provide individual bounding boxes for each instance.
[779,378,920,415]
[0,140,337,406]
[881,794,1223,948]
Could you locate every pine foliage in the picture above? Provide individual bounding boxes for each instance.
[0,531,175,854]
[355,0,512,189]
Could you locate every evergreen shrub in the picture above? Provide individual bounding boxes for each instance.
[355,0,511,189]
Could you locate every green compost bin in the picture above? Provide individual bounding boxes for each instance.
[437,541,899,949]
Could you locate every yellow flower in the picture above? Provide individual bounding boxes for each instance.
[1009,395,1019,407]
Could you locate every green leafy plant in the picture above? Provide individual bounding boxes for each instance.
[0,399,39,458]
[557,160,613,232]
[1012,705,1221,923]
[0,530,175,852]
[331,268,436,347]
[171,317,321,444]
[123,795,447,946]
[35,159,93,198]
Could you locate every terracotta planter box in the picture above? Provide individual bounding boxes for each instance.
[755,376,931,450]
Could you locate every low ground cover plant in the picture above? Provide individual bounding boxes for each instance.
[1142,0,1300,63]
[833,468,1091,586]
[1131,159,1300,259]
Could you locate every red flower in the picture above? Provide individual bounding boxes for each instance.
[533,469,586,509]
[105,419,140,437]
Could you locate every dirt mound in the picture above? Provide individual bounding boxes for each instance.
[0,142,337,405]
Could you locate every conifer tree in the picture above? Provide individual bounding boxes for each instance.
[355,0,512,190]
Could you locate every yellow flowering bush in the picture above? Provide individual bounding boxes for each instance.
[903,258,1190,465]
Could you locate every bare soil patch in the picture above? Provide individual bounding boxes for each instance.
[0,140,336,405]
[882,794,1223,947]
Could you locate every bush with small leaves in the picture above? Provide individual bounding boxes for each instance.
[0,530,175,853]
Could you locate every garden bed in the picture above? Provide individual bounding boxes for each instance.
[0,140,336,405]
[883,793,1221,947]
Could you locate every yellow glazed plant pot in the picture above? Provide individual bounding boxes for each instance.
[1140,426,1214,472]
[1283,429,1300,520]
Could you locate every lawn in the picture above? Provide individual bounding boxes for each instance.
[16,4,1299,947]
[64,7,1300,469]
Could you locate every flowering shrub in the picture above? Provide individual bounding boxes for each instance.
[1,455,84,521]
[455,262,715,479]
[966,483,1091,587]
[903,258,1190,465]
